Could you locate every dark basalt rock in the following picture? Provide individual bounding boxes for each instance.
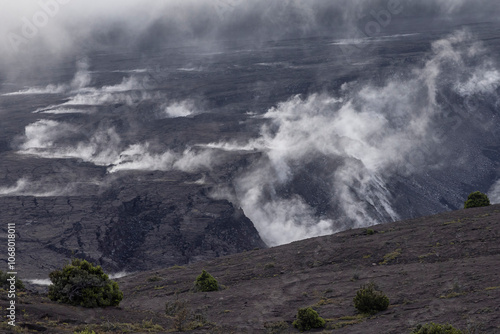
[0,169,266,279]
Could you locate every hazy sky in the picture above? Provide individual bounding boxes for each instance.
[0,0,498,73]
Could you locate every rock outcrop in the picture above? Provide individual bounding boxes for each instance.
[0,169,266,279]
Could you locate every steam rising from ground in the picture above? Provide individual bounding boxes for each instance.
[8,27,500,246]
[25,272,131,286]
[63,76,155,106]
[3,59,91,96]
[6,58,199,118]
[209,30,500,245]
[161,100,197,118]
[19,120,122,166]
[0,178,72,197]
[36,108,93,115]
[12,58,215,178]
[108,144,215,173]
[2,57,158,108]
[488,181,500,205]
[4,58,161,109]
[18,119,217,174]
[26,279,51,286]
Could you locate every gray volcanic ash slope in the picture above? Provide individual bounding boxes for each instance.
[0,1,500,279]
[2,204,500,333]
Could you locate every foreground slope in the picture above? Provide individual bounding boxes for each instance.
[2,204,500,333]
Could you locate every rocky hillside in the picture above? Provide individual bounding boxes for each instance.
[0,165,266,279]
[2,204,499,333]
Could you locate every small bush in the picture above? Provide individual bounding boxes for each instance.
[141,319,164,331]
[166,299,188,317]
[264,321,289,334]
[0,270,24,290]
[173,306,190,331]
[464,191,490,209]
[74,330,96,334]
[264,262,276,269]
[411,322,462,334]
[147,275,162,282]
[48,259,123,308]
[353,282,389,314]
[292,307,325,332]
[194,270,219,292]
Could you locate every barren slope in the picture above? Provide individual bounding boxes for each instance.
[2,204,499,333]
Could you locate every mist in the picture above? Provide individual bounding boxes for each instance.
[17,118,219,174]
[2,0,500,248]
[1,1,500,75]
[0,177,79,197]
[208,30,500,245]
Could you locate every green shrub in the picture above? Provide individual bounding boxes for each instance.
[464,191,490,209]
[292,307,325,331]
[411,322,462,334]
[0,270,24,290]
[194,270,219,292]
[48,259,123,308]
[74,330,96,334]
[147,275,162,282]
[353,282,389,314]
[264,321,289,334]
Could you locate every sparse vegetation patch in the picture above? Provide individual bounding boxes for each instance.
[439,292,464,299]
[326,314,367,330]
[264,321,289,334]
[410,322,462,333]
[147,275,162,282]
[353,282,390,314]
[380,249,402,265]
[165,298,208,331]
[1,270,24,290]
[292,307,325,331]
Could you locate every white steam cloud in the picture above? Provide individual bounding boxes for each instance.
[108,144,215,173]
[26,279,51,286]
[19,120,122,166]
[206,30,500,246]
[18,120,217,174]
[6,1,500,248]
[36,108,93,114]
[61,73,156,106]
[3,58,91,96]
[200,139,265,152]
[4,58,159,109]
[2,84,67,96]
[0,178,71,197]
[2,0,499,75]
[161,100,197,118]
[70,58,92,90]
[13,30,499,246]
[488,180,500,205]
[455,70,500,96]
